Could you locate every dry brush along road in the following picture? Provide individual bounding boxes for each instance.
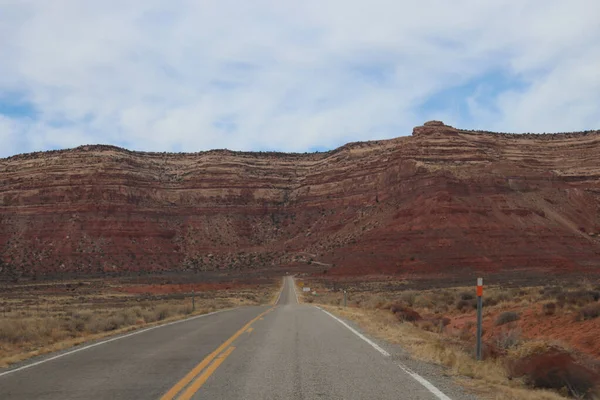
[0,277,477,399]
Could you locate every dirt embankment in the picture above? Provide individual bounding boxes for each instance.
[299,277,600,399]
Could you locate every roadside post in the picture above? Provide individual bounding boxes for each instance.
[192,289,195,312]
[343,290,347,307]
[476,277,483,361]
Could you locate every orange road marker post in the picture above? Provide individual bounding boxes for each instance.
[476,277,483,361]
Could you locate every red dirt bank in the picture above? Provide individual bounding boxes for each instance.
[1,121,599,279]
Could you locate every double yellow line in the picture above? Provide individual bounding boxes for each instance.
[160,307,274,400]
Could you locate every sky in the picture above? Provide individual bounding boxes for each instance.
[0,0,599,157]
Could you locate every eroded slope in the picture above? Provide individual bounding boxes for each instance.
[1,121,599,279]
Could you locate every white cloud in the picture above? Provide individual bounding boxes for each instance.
[0,115,22,157]
[0,0,599,157]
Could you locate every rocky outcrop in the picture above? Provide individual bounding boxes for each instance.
[1,122,599,279]
[412,120,460,136]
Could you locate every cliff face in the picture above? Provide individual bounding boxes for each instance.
[1,122,599,279]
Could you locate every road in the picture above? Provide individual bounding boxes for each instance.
[0,277,475,399]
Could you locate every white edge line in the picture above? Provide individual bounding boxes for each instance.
[395,362,452,400]
[316,306,390,356]
[0,307,236,379]
[316,306,452,400]
[292,278,299,304]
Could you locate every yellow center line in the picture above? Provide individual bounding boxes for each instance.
[177,346,236,400]
[246,327,254,334]
[160,307,273,400]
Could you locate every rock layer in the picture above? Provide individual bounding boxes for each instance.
[1,122,599,279]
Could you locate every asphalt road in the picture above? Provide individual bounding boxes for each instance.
[0,277,476,399]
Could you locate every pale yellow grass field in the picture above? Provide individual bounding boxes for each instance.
[0,280,279,368]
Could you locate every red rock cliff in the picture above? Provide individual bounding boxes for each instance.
[1,121,599,279]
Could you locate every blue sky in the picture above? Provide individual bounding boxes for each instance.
[0,0,599,157]
[0,98,37,119]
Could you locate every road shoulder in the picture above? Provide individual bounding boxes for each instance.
[317,305,480,400]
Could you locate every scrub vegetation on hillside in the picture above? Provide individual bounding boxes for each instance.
[300,278,600,399]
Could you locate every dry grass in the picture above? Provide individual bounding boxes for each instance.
[496,311,521,326]
[0,278,279,368]
[578,303,600,321]
[321,305,568,400]
[298,278,600,399]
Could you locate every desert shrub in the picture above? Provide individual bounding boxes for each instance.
[84,304,194,329]
[578,303,600,321]
[156,305,173,321]
[417,320,435,332]
[85,310,138,333]
[399,291,417,307]
[64,310,93,333]
[425,316,451,333]
[390,303,421,322]
[413,294,435,309]
[437,290,456,306]
[142,309,159,323]
[118,309,139,325]
[484,297,498,307]
[73,310,94,321]
[456,299,477,312]
[459,291,475,301]
[456,322,475,341]
[564,290,600,307]
[486,292,510,307]
[65,318,86,333]
[495,311,520,326]
[431,303,450,314]
[540,286,564,299]
[183,304,194,315]
[509,348,600,399]
[556,293,567,307]
[494,328,522,350]
[542,302,557,316]
[366,296,388,309]
[0,318,62,344]
[131,306,144,318]
[508,288,524,298]
[83,315,110,334]
[102,316,124,332]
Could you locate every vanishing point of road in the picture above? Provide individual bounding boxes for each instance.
[0,276,476,399]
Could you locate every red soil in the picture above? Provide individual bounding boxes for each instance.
[449,303,600,360]
[115,282,256,295]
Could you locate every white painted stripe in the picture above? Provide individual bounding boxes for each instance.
[316,306,390,356]
[394,362,452,400]
[0,307,236,378]
[292,278,299,304]
[316,306,452,400]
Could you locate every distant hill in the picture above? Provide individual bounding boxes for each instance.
[1,121,599,280]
